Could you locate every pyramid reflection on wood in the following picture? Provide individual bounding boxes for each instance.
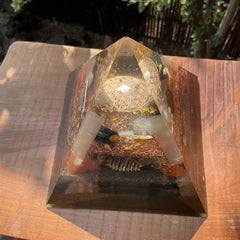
[47,37,207,239]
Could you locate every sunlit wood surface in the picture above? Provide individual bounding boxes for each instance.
[0,42,239,240]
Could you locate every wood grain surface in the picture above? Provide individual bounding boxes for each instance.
[0,42,240,240]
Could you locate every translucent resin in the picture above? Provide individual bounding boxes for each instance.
[65,37,185,176]
[48,37,206,224]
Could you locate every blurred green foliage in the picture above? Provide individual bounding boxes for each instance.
[122,0,228,56]
[11,0,31,12]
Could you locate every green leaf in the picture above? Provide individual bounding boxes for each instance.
[156,2,162,11]
[226,54,233,60]
[144,0,151,6]
[182,16,188,23]
[138,2,146,13]
[223,3,228,8]
[159,11,164,18]
[11,0,22,12]
[191,33,196,39]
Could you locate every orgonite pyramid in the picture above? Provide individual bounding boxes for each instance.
[47,37,207,239]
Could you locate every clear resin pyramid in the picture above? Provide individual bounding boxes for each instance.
[65,37,186,175]
[47,37,207,239]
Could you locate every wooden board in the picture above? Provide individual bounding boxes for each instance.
[0,41,239,240]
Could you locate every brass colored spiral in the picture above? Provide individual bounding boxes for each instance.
[106,158,143,172]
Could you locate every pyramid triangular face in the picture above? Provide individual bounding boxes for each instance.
[47,37,207,239]
[95,39,148,112]
[106,38,145,80]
